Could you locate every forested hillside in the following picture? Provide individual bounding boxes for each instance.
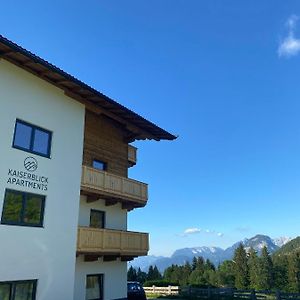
[128,237,300,292]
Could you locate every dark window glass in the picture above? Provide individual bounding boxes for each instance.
[86,275,103,300]
[1,191,23,224]
[92,160,106,171]
[13,120,52,158]
[23,195,44,225]
[1,190,45,227]
[32,129,51,156]
[13,122,32,150]
[90,210,105,229]
[0,280,36,300]
[0,283,10,300]
[14,281,34,300]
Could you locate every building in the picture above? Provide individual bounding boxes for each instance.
[0,35,176,300]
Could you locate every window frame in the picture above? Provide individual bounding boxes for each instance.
[12,119,52,158]
[86,274,104,300]
[92,159,107,171]
[90,210,105,229]
[1,189,45,228]
[0,279,37,300]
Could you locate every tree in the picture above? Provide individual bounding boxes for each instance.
[127,266,137,281]
[147,265,154,281]
[196,257,205,272]
[205,259,216,272]
[180,262,192,286]
[136,267,147,284]
[233,243,249,289]
[153,265,162,280]
[217,260,235,287]
[273,255,288,291]
[287,252,300,292]
[192,257,198,271]
[248,248,260,289]
[147,265,162,281]
[257,246,274,290]
[189,268,207,286]
[164,265,175,282]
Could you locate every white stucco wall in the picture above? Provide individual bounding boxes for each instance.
[79,195,127,230]
[0,59,85,300]
[76,196,128,300]
[74,256,127,300]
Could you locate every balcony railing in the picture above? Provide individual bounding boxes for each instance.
[128,145,137,166]
[77,227,149,256]
[81,166,148,205]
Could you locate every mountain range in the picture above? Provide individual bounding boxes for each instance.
[129,234,293,273]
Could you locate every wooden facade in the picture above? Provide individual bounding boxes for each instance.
[83,111,129,177]
[81,110,147,210]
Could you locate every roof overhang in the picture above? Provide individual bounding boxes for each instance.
[0,35,177,142]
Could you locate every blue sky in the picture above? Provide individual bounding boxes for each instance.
[1,1,300,256]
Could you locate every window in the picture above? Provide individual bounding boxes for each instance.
[13,119,52,158]
[1,189,45,227]
[0,280,37,300]
[90,210,105,229]
[86,275,103,300]
[92,160,106,171]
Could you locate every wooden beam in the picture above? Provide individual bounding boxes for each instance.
[65,90,105,115]
[105,199,118,206]
[86,195,99,203]
[23,60,38,66]
[64,90,157,141]
[0,50,16,57]
[84,255,100,262]
[81,185,146,209]
[122,203,135,211]
[121,256,136,262]
[103,255,118,262]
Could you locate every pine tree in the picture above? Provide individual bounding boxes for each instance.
[273,255,288,291]
[136,267,147,284]
[197,257,205,270]
[127,266,137,281]
[257,246,274,290]
[248,248,260,289]
[180,262,192,286]
[152,265,162,280]
[233,243,249,289]
[163,265,175,282]
[287,252,300,292]
[192,257,198,271]
[205,259,215,271]
[217,260,235,287]
[163,264,182,285]
[189,268,207,286]
[147,265,155,281]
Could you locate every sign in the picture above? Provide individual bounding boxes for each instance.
[6,157,48,191]
[24,157,38,172]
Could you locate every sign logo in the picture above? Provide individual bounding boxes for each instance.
[24,157,38,172]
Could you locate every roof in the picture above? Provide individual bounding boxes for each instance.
[0,35,177,142]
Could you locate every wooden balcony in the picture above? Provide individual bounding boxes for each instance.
[77,227,149,260]
[128,145,137,167]
[81,165,148,209]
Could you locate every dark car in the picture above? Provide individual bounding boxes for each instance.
[127,281,147,300]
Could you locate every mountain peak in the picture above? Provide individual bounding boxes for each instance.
[129,234,291,273]
[272,236,293,247]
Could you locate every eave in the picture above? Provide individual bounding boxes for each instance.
[0,35,177,142]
